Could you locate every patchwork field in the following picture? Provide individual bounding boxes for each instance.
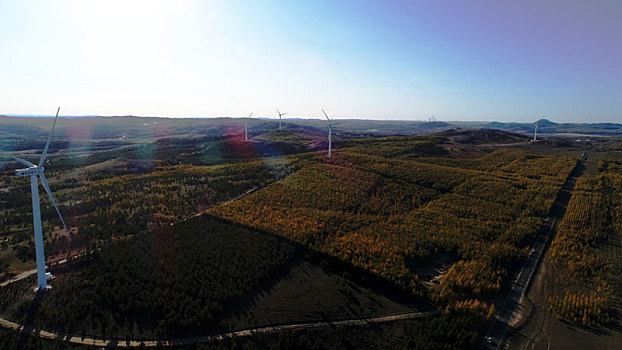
[210,144,576,313]
[2,121,614,349]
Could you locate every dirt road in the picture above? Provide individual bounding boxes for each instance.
[0,269,37,288]
[0,311,433,347]
[479,153,585,350]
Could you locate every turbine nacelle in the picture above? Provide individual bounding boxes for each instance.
[15,166,43,177]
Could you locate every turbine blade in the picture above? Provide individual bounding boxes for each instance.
[39,172,69,236]
[38,106,61,167]
[322,108,330,121]
[11,155,35,167]
[248,112,253,118]
[276,108,281,116]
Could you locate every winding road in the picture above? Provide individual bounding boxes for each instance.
[0,310,431,347]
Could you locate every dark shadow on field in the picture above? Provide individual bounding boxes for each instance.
[199,214,433,336]
[553,292,622,336]
[6,194,431,342]
[15,290,44,350]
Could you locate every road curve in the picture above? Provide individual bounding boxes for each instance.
[0,311,433,347]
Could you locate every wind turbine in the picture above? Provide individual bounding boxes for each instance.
[276,108,287,130]
[322,108,335,157]
[245,112,253,141]
[533,120,538,141]
[13,107,68,291]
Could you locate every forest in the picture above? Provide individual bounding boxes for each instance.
[547,159,622,326]
[210,146,576,311]
[0,154,293,270]
[0,130,589,349]
[0,216,295,338]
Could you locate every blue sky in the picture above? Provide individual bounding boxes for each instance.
[0,0,620,122]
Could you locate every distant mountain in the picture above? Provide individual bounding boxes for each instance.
[478,119,621,136]
[1,114,104,118]
[534,118,557,127]
[590,123,622,130]
[1,116,620,151]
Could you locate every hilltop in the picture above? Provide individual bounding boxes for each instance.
[483,118,622,136]
[439,128,530,144]
[1,116,620,151]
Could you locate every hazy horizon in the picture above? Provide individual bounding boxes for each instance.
[1,1,621,123]
[1,113,618,125]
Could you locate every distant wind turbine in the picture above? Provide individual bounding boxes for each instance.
[276,108,287,130]
[13,107,69,291]
[322,108,337,157]
[245,112,253,141]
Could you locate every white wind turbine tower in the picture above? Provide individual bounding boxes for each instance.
[533,120,539,141]
[245,112,253,141]
[276,108,287,130]
[13,107,69,291]
[322,108,336,157]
